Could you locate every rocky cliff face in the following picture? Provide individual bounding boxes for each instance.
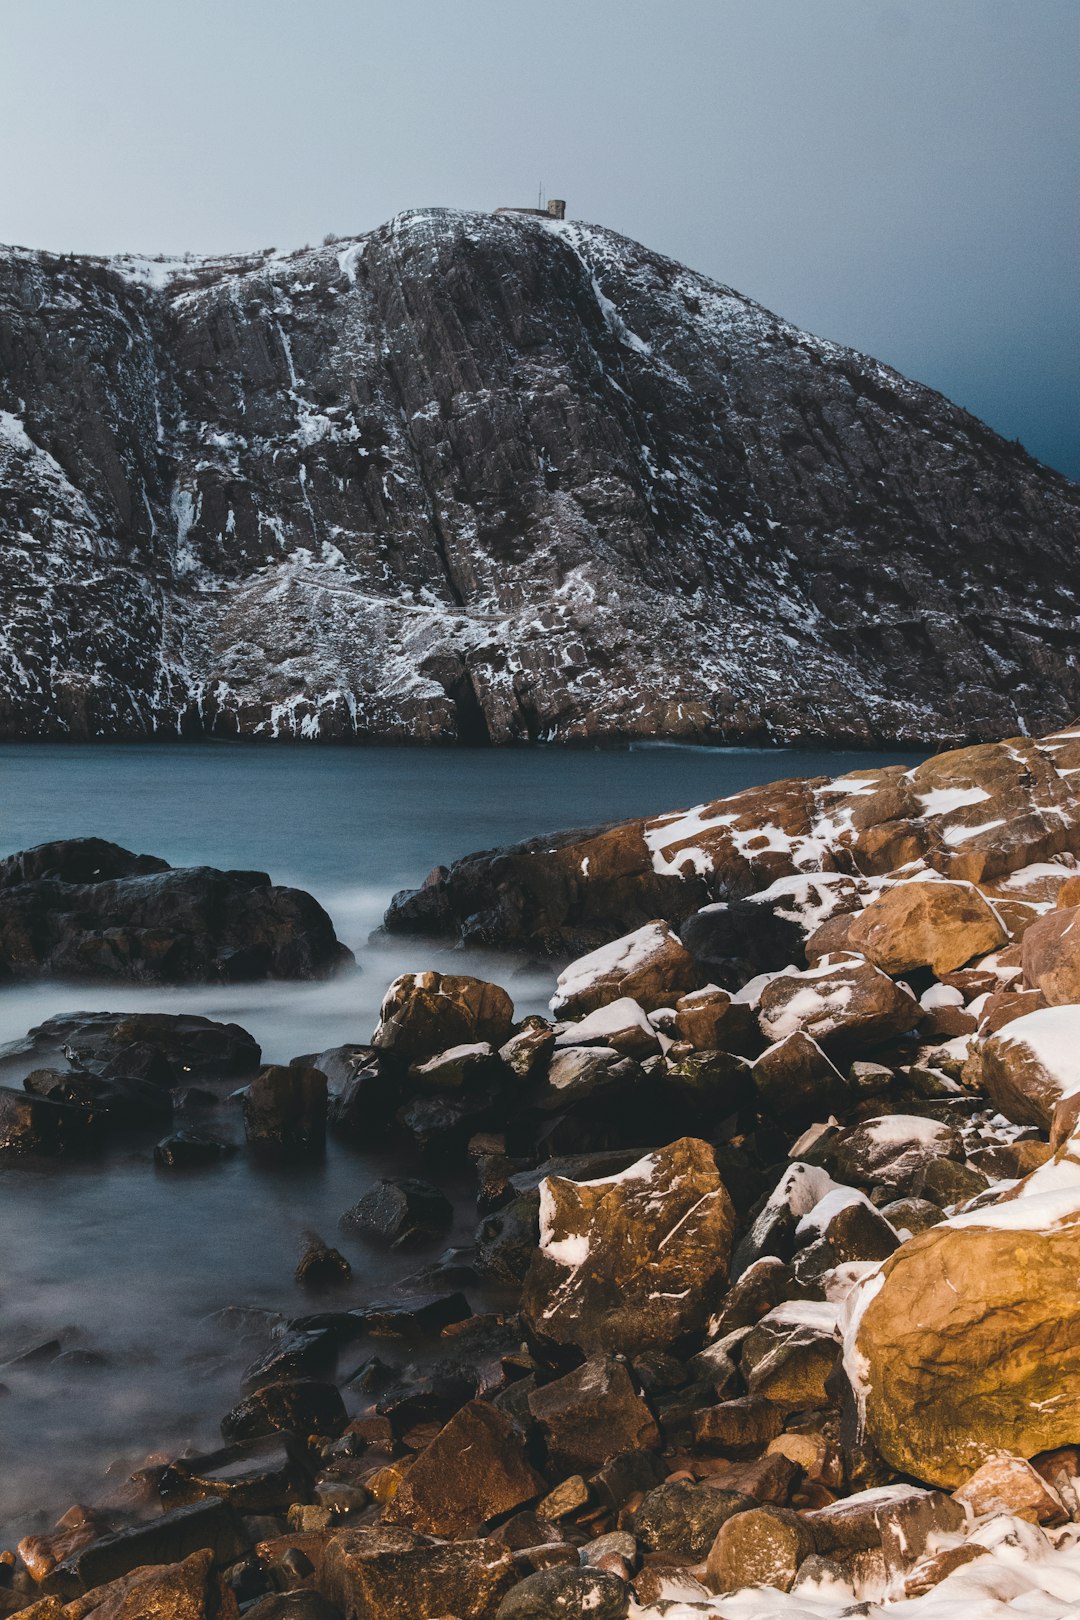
[1,209,1077,745]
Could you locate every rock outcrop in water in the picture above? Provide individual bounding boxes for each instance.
[6,731,1080,1613]
[0,838,352,984]
[385,723,1080,957]
[2,209,1078,748]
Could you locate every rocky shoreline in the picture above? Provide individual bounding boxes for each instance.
[3,725,1080,1617]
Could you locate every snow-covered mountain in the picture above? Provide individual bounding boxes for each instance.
[0,208,1076,745]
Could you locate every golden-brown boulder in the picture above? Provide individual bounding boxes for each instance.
[847,878,1007,976]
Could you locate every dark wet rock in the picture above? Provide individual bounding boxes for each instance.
[243,1328,340,1393]
[153,1128,236,1167]
[673,987,760,1054]
[158,1434,310,1509]
[295,1233,352,1287]
[495,1565,629,1619]
[341,1176,453,1247]
[359,1290,472,1338]
[222,1379,347,1443]
[0,1008,261,1087]
[476,1192,544,1285]
[730,1162,837,1277]
[499,1019,557,1081]
[528,1358,660,1475]
[50,1497,247,1595]
[521,1138,735,1356]
[0,1086,101,1154]
[0,840,352,984]
[319,1526,515,1620]
[634,1482,752,1560]
[325,1051,400,1141]
[16,1506,107,1588]
[384,1400,545,1538]
[707,1257,794,1338]
[244,1066,327,1153]
[751,1033,848,1126]
[373,972,514,1062]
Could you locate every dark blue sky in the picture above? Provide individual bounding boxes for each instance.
[2,0,1076,478]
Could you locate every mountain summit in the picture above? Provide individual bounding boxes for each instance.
[1,208,1076,744]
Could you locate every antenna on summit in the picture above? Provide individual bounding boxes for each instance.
[538,182,545,210]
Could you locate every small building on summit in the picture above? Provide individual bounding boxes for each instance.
[495,198,566,220]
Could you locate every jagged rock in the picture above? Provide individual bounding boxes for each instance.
[153,1128,236,1168]
[340,1177,452,1245]
[704,1505,814,1595]
[847,878,1008,976]
[757,957,919,1053]
[499,1019,556,1080]
[731,1162,837,1276]
[49,1499,247,1594]
[802,1484,966,1566]
[384,1401,544,1538]
[550,922,697,1018]
[527,1358,660,1475]
[373,972,514,1060]
[977,1006,1080,1128]
[848,1194,1080,1485]
[319,1527,515,1619]
[494,1565,629,1619]
[17,1507,106,1587]
[21,1548,239,1618]
[295,1233,351,1286]
[0,839,350,984]
[751,1033,848,1124]
[0,1087,99,1154]
[520,1137,735,1355]
[409,1041,500,1089]
[533,1045,644,1111]
[673,987,758,1054]
[0,1008,261,1084]
[692,1396,784,1456]
[158,1435,308,1511]
[740,1303,840,1410]
[244,1066,327,1152]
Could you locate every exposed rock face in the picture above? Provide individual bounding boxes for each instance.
[0,838,351,983]
[2,209,1078,746]
[386,726,1080,954]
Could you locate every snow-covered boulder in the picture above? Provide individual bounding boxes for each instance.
[520,1137,735,1355]
[977,1005,1080,1129]
[757,955,919,1052]
[550,920,696,1018]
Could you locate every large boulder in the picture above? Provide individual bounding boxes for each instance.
[846,877,1007,976]
[319,1527,516,1619]
[384,1400,544,1538]
[1021,906,1080,1006]
[0,1009,261,1085]
[550,921,697,1018]
[527,1357,660,1474]
[0,839,352,984]
[976,1006,1080,1129]
[846,1189,1080,1486]
[757,955,919,1053]
[373,971,514,1060]
[521,1137,735,1355]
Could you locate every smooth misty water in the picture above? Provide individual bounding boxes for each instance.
[0,741,918,1543]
